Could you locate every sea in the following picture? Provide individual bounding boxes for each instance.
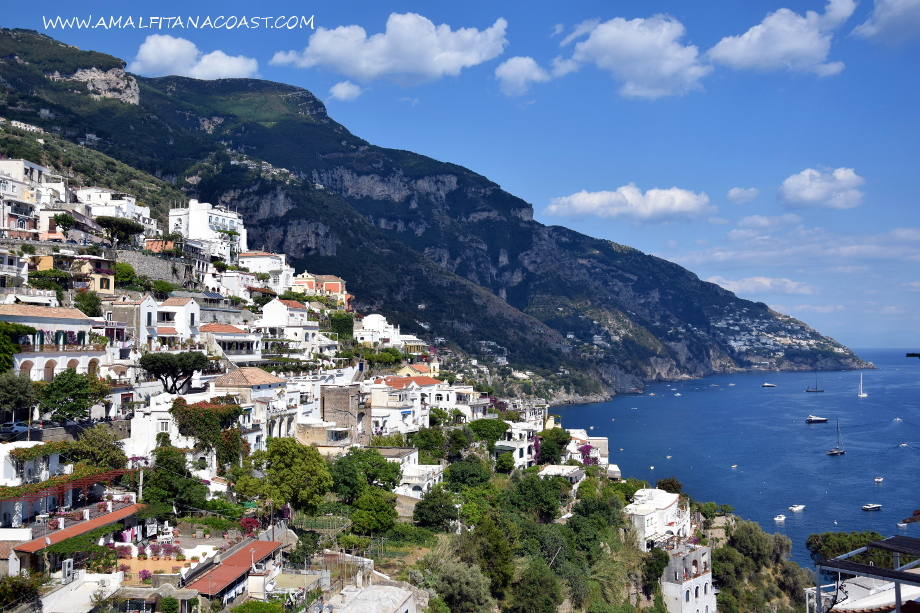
[553,348,920,569]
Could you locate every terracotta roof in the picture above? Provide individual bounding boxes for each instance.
[186,541,281,595]
[200,322,246,334]
[159,297,193,306]
[378,376,443,389]
[315,275,344,283]
[212,367,285,387]
[238,251,274,257]
[16,503,144,553]
[278,299,307,309]
[409,364,430,373]
[246,286,276,295]
[0,541,26,559]
[0,304,92,320]
[156,327,178,335]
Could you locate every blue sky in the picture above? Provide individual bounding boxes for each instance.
[8,0,920,349]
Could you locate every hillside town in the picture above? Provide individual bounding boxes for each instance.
[0,150,814,613]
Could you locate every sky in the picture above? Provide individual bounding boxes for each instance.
[6,0,920,349]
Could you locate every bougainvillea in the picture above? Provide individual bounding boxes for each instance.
[9,441,72,462]
[578,444,598,467]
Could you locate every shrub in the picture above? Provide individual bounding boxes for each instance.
[138,569,152,581]
[118,564,131,572]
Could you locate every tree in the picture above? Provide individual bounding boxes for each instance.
[52,213,77,235]
[656,476,683,495]
[233,601,284,613]
[234,437,332,513]
[114,262,136,287]
[805,531,886,566]
[152,280,175,299]
[456,515,514,599]
[445,456,490,491]
[467,419,509,449]
[537,427,571,464]
[37,369,107,421]
[495,452,515,473]
[413,485,458,531]
[143,444,209,510]
[728,520,773,568]
[69,424,128,470]
[331,448,402,504]
[73,290,102,317]
[159,596,179,613]
[96,216,145,245]
[0,371,36,422]
[508,474,563,523]
[409,427,445,458]
[138,352,208,394]
[0,322,35,372]
[506,559,563,613]
[351,489,398,534]
[434,561,494,613]
[642,547,670,596]
[329,313,353,340]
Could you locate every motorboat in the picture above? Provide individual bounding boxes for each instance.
[761,383,776,388]
[806,415,829,423]
[731,464,737,468]
[898,522,909,528]
[875,477,883,483]
[774,514,786,522]
[862,504,882,511]
[789,505,805,512]
[674,393,681,397]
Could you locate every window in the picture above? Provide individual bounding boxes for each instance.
[100,278,110,289]
[190,313,195,326]
[704,583,708,594]
[147,312,152,327]
[695,586,699,598]
[685,591,690,603]
[158,421,170,433]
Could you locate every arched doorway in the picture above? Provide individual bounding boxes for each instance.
[356,412,365,434]
[67,359,79,371]
[19,360,33,380]
[43,360,57,382]
[87,359,99,376]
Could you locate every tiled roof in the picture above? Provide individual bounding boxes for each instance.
[246,286,276,295]
[156,327,178,335]
[16,504,144,553]
[315,275,344,283]
[378,376,443,389]
[159,297,193,306]
[186,541,281,595]
[212,367,285,387]
[409,364,430,373]
[199,323,246,334]
[278,299,307,309]
[0,304,92,320]
[238,251,274,257]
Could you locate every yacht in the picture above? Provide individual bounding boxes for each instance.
[898,522,909,528]
[789,505,805,512]
[761,383,776,388]
[875,476,884,483]
[774,514,786,522]
[806,415,829,423]
[862,504,882,511]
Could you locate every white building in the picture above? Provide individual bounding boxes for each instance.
[156,297,201,344]
[200,322,262,365]
[168,199,248,262]
[624,489,691,551]
[237,252,295,295]
[494,422,538,469]
[660,543,717,613]
[76,187,159,237]
[375,447,445,500]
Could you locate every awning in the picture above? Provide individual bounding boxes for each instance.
[156,327,178,335]
[14,295,54,304]
[401,410,412,415]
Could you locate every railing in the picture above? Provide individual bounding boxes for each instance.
[19,344,107,353]
[0,287,54,296]
[223,349,257,355]
[0,264,22,275]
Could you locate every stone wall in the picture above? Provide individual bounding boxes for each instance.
[115,250,185,284]
[32,420,131,442]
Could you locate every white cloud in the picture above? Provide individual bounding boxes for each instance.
[708,0,855,76]
[829,265,868,273]
[495,56,551,96]
[853,0,920,43]
[891,227,920,241]
[727,187,760,204]
[708,275,818,295]
[559,15,712,99]
[738,214,803,228]
[129,35,258,79]
[329,81,363,101]
[879,305,907,314]
[779,167,865,209]
[545,184,713,222]
[903,281,920,291]
[551,23,565,37]
[270,13,507,85]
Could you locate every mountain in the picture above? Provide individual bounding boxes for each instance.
[0,29,870,397]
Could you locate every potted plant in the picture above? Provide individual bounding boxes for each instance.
[171,565,181,573]
[204,529,211,539]
[97,502,108,512]
[139,569,152,584]
[190,555,199,562]
[175,553,186,562]
[149,543,161,560]
[48,518,60,530]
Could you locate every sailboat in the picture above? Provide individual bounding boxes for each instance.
[827,419,845,456]
[857,374,868,398]
[806,369,824,393]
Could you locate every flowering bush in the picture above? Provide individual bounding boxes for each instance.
[97,502,108,512]
[115,545,132,559]
[48,518,60,530]
[138,569,152,581]
[171,566,181,573]
[148,543,161,558]
[118,564,131,572]
[240,517,259,536]
[136,545,146,557]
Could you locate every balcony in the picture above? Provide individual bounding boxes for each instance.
[19,344,107,353]
[0,264,22,275]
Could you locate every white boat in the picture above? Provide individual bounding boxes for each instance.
[728,383,735,386]
[774,514,786,522]
[761,383,776,388]
[898,522,909,528]
[862,503,882,511]
[806,415,829,423]
[875,476,883,483]
[789,505,805,512]
[674,393,681,397]
[858,373,868,398]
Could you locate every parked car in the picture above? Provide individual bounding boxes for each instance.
[0,422,29,441]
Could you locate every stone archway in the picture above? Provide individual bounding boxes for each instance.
[67,359,79,371]
[87,359,99,376]
[43,360,57,382]
[19,360,33,380]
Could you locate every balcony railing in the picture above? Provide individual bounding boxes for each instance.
[0,264,22,275]
[19,344,107,353]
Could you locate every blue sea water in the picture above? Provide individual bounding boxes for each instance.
[553,348,920,568]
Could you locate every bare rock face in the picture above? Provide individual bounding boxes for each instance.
[55,67,140,104]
